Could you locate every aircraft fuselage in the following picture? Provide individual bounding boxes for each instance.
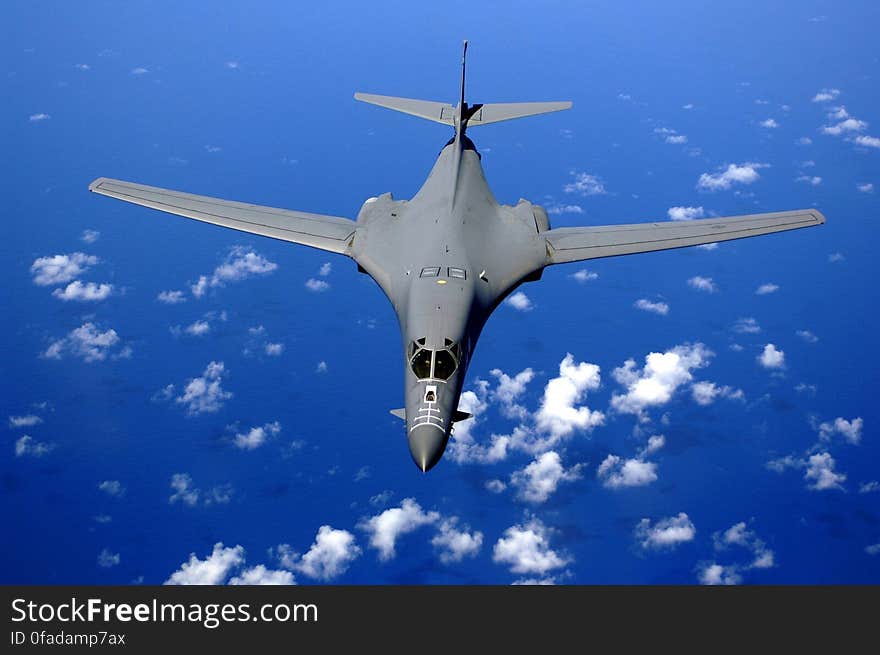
[350,135,549,471]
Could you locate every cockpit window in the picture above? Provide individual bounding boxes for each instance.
[448,267,466,280]
[409,338,462,380]
[411,348,433,379]
[433,349,457,380]
[420,267,440,278]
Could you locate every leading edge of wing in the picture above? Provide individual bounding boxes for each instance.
[544,209,825,264]
[89,177,356,255]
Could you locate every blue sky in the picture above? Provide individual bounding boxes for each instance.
[2,1,879,584]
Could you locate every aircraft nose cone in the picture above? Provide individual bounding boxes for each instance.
[408,424,448,472]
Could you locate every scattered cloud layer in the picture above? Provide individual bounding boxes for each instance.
[492,517,570,575]
[31,252,97,286]
[697,163,768,191]
[635,513,696,550]
[192,247,277,298]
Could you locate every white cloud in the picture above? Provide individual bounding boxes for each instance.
[492,517,570,575]
[157,290,187,304]
[564,171,606,196]
[168,473,232,506]
[318,262,332,276]
[821,118,867,136]
[14,435,54,457]
[597,455,657,488]
[858,183,874,193]
[431,518,484,564]
[697,163,768,191]
[358,498,440,561]
[635,513,696,550]
[233,421,281,450]
[81,229,100,244]
[285,526,362,580]
[796,329,818,343]
[733,317,761,334]
[8,414,42,428]
[696,242,718,251]
[641,434,666,456]
[97,549,120,568]
[797,136,813,145]
[795,175,822,186]
[547,204,584,215]
[571,269,598,283]
[485,479,507,493]
[866,544,880,556]
[854,135,880,148]
[174,361,232,415]
[29,113,51,122]
[817,417,863,445]
[30,252,97,286]
[634,298,669,315]
[534,354,604,440]
[687,276,716,292]
[448,382,512,464]
[165,543,245,585]
[505,291,533,312]
[130,67,149,75]
[691,381,743,406]
[805,452,846,491]
[51,280,112,302]
[98,480,125,497]
[668,206,705,221]
[451,356,604,463]
[511,451,583,503]
[228,566,294,585]
[191,247,277,297]
[305,278,330,292]
[760,119,779,129]
[611,343,712,415]
[713,522,775,570]
[812,88,840,103]
[828,252,845,263]
[264,342,284,356]
[697,563,742,585]
[758,344,785,369]
[755,283,780,295]
[490,368,534,419]
[859,481,879,494]
[43,323,127,362]
[184,320,210,336]
[666,134,688,144]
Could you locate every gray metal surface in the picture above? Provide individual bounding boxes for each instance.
[545,209,825,264]
[89,43,825,472]
[89,177,356,254]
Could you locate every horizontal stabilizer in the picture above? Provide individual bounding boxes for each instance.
[466,102,572,126]
[355,93,455,125]
[390,408,406,421]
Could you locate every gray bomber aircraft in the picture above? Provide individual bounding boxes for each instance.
[90,42,825,472]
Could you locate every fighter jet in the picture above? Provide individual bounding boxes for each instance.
[89,42,825,472]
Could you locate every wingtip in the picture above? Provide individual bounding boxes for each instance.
[88,177,106,192]
[811,209,827,224]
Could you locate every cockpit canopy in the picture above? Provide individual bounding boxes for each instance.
[409,337,461,380]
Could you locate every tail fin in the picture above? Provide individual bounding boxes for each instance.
[354,41,572,130]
